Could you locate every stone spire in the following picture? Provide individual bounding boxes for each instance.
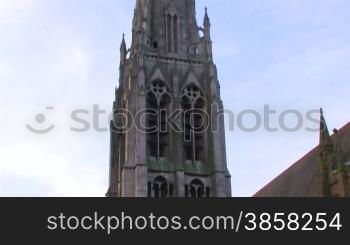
[319,108,333,148]
[120,34,127,65]
[130,0,201,56]
[319,108,333,197]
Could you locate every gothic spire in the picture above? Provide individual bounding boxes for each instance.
[319,108,333,148]
[319,108,333,197]
[120,34,126,51]
[203,7,211,40]
[120,34,127,65]
[129,0,201,56]
[204,7,210,26]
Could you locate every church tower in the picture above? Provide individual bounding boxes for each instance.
[107,0,231,197]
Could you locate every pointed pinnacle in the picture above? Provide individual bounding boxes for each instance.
[204,6,210,25]
[120,33,126,50]
[319,108,332,146]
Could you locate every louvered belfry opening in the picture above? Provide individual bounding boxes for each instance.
[146,80,171,160]
[166,5,180,54]
[181,85,205,163]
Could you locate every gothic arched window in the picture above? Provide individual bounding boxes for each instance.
[146,80,171,160]
[330,155,339,173]
[181,85,206,162]
[166,14,179,53]
[166,3,180,54]
[153,176,168,198]
[189,179,205,198]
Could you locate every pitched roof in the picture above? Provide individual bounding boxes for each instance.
[254,122,350,197]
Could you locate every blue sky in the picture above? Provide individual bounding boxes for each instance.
[0,0,349,196]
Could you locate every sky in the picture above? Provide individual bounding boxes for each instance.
[0,0,349,197]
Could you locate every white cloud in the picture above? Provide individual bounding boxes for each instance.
[49,43,91,91]
[0,0,36,24]
[0,61,11,77]
[0,138,106,197]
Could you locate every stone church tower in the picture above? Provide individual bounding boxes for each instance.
[106,0,231,197]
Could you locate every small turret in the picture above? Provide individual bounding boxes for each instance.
[203,7,211,40]
[319,108,333,197]
[201,7,213,62]
[319,108,334,154]
[120,34,127,65]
